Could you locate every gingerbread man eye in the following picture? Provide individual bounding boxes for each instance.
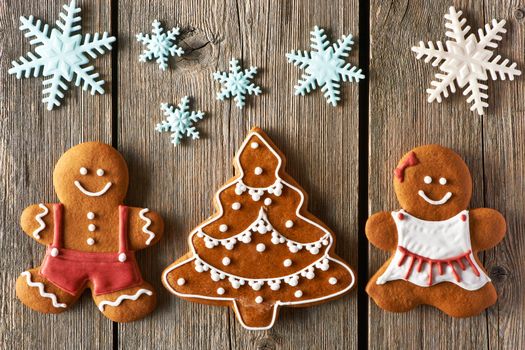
[80,167,88,175]
[439,177,447,185]
[96,169,105,176]
[424,176,432,184]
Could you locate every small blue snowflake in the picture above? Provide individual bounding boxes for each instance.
[8,0,115,110]
[213,58,262,109]
[286,26,364,106]
[136,20,184,71]
[156,96,205,146]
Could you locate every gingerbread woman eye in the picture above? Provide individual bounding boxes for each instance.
[96,169,105,176]
[424,176,432,184]
[439,177,447,185]
[80,167,88,175]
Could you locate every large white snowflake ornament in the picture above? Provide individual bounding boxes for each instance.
[136,20,184,71]
[286,26,364,106]
[8,0,115,111]
[156,96,205,146]
[412,7,521,115]
[213,58,262,109]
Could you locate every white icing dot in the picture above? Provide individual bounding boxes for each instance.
[254,167,263,175]
[285,220,294,228]
[329,277,338,285]
[294,290,303,298]
[219,224,228,232]
[283,259,292,267]
[251,142,259,149]
[118,253,127,262]
[177,278,186,286]
[256,243,266,252]
[96,169,105,176]
[232,202,241,210]
[217,287,225,295]
[255,296,263,304]
[88,224,96,232]
[87,238,95,246]
[87,212,95,220]
[50,247,59,257]
[264,198,272,206]
[222,257,231,266]
[80,167,88,175]
[424,176,432,184]
[439,177,447,185]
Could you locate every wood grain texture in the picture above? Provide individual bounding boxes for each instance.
[0,0,113,348]
[116,0,359,349]
[368,0,524,349]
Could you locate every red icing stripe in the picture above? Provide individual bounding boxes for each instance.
[394,152,419,182]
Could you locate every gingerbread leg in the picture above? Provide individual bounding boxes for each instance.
[233,300,279,330]
[366,272,422,313]
[421,282,497,317]
[16,267,79,314]
[93,282,156,322]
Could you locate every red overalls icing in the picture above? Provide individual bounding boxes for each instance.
[40,204,143,295]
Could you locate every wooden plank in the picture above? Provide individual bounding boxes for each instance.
[117,0,359,349]
[0,0,113,348]
[482,2,525,349]
[368,0,524,349]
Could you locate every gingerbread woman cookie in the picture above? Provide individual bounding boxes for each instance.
[162,127,355,330]
[366,145,506,317]
[17,142,163,322]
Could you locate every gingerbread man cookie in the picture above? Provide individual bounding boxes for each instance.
[17,142,163,322]
[366,145,505,317]
[162,127,355,330]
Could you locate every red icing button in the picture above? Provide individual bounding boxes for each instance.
[461,214,467,222]
[398,213,405,220]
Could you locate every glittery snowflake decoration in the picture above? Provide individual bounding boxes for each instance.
[136,20,184,71]
[286,26,364,107]
[8,0,116,111]
[213,58,262,109]
[156,96,205,146]
[412,7,521,115]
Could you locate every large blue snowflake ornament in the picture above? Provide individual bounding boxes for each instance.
[8,0,115,110]
[286,26,364,106]
[156,96,205,146]
[213,58,262,109]
[136,20,184,71]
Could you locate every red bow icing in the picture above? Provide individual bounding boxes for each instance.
[394,151,419,182]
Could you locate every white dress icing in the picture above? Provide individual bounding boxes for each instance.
[376,210,490,291]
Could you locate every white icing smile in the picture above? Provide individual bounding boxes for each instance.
[74,181,112,197]
[418,190,452,205]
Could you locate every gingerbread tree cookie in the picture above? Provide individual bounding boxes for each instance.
[163,127,355,330]
[366,145,506,317]
[16,142,163,322]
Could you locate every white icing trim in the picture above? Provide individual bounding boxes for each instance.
[418,190,452,205]
[197,207,330,254]
[97,289,153,311]
[139,208,155,245]
[21,271,67,308]
[74,180,112,197]
[162,130,355,330]
[235,179,283,201]
[32,204,49,239]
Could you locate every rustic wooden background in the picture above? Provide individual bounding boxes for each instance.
[1,0,523,349]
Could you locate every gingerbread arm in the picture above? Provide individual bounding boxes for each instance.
[365,211,398,251]
[469,208,506,251]
[127,207,164,250]
[20,203,56,246]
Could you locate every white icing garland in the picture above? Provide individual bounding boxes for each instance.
[193,255,330,290]
[97,288,153,311]
[32,203,49,239]
[139,208,155,245]
[196,208,330,254]
[235,178,283,201]
[21,271,66,308]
